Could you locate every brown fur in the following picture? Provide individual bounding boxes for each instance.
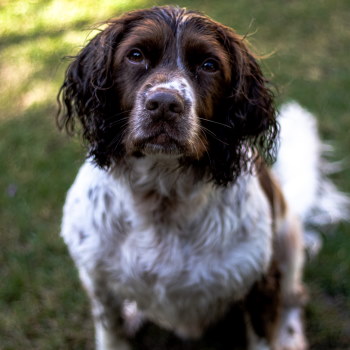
[57,6,278,185]
[58,6,308,349]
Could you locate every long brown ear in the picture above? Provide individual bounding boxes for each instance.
[201,22,279,185]
[56,19,125,166]
[57,22,124,133]
[222,27,278,147]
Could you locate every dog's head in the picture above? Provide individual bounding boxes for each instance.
[58,6,278,185]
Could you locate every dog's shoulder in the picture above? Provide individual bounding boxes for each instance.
[60,161,130,263]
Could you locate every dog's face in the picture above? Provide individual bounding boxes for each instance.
[116,11,234,159]
[58,6,278,184]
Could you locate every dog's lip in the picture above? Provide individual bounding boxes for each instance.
[134,132,185,155]
[148,133,174,144]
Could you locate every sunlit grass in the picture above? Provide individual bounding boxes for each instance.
[0,0,148,35]
[0,0,148,122]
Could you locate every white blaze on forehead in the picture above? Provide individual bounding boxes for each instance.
[174,12,208,71]
[176,24,185,71]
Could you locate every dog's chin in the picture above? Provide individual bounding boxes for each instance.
[131,133,186,158]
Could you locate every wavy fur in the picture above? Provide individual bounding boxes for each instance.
[57,6,278,185]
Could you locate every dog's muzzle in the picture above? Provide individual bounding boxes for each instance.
[128,76,198,157]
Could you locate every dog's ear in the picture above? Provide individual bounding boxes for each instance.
[224,28,278,148]
[202,23,279,185]
[57,17,128,167]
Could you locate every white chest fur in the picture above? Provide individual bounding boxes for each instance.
[61,160,273,336]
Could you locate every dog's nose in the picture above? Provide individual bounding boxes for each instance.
[145,91,185,119]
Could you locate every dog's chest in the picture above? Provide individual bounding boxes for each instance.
[118,222,236,298]
[63,164,273,335]
[110,190,272,319]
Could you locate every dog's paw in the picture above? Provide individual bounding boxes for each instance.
[122,300,144,336]
[275,307,308,350]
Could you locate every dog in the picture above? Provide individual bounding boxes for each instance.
[57,6,348,350]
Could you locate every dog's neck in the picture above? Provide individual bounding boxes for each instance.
[112,156,216,224]
[118,155,207,195]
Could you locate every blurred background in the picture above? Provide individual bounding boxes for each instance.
[0,0,349,348]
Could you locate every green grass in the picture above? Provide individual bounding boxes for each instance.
[1,0,349,348]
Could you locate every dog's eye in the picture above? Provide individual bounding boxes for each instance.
[201,59,219,73]
[127,49,144,63]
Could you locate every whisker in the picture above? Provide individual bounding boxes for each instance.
[110,128,128,152]
[199,125,229,146]
[197,133,212,164]
[105,109,132,120]
[109,117,130,127]
[198,117,232,129]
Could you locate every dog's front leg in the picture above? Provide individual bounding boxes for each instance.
[79,270,132,350]
[94,319,131,350]
[91,291,132,350]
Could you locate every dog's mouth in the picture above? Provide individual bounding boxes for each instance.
[133,132,185,157]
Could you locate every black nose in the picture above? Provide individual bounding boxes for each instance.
[145,91,185,120]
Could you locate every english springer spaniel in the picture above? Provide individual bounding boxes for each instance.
[57,6,348,350]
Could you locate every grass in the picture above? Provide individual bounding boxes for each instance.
[0,0,349,348]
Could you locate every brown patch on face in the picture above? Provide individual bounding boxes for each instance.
[179,19,232,119]
[113,18,176,110]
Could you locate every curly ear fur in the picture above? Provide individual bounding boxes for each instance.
[197,22,279,185]
[57,15,136,167]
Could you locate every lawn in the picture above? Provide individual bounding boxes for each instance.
[0,0,349,349]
